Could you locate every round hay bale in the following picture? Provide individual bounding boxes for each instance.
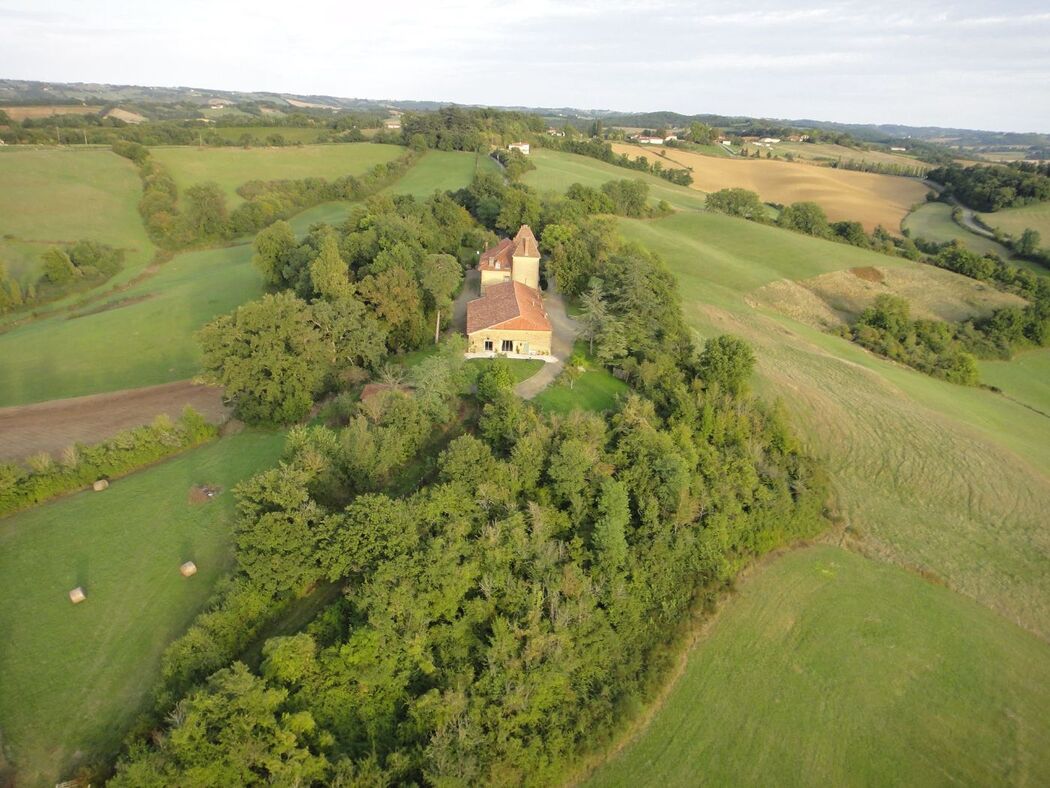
[69,586,86,604]
[180,561,198,578]
[92,479,109,492]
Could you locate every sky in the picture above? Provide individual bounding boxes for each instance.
[1,0,1048,132]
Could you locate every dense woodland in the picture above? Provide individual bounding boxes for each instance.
[928,162,1050,211]
[103,167,828,785]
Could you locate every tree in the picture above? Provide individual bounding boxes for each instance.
[698,334,755,395]
[420,253,463,343]
[593,477,629,571]
[705,188,766,220]
[309,233,353,301]
[1016,228,1042,256]
[110,663,330,787]
[357,267,424,350]
[689,121,716,145]
[595,317,629,366]
[579,279,609,354]
[476,357,515,403]
[253,222,298,288]
[197,292,330,425]
[41,247,77,284]
[831,220,871,248]
[182,182,229,239]
[778,202,830,237]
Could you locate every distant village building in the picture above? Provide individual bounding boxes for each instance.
[384,119,402,130]
[508,141,530,155]
[207,98,233,108]
[890,146,907,152]
[635,135,664,145]
[467,225,552,356]
[546,127,565,137]
[760,137,781,144]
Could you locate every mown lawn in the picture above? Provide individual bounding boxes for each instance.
[0,429,286,787]
[466,357,544,384]
[151,142,404,204]
[0,147,155,292]
[0,243,264,406]
[588,545,1050,787]
[533,367,628,414]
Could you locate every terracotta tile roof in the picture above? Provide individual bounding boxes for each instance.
[478,238,514,272]
[513,224,539,258]
[466,281,551,334]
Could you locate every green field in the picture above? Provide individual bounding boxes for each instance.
[523,148,708,211]
[204,126,328,144]
[380,149,498,198]
[980,347,1050,416]
[0,147,155,289]
[0,429,286,786]
[589,545,1050,787]
[903,201,1013,257]
[621,210,1050,639]
[151,142,403,204]
[979,202,1050,246]
[0,242,264,406]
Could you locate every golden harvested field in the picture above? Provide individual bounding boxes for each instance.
[2,105,102,121]
[611,143,929,231]
[760,141,928,170]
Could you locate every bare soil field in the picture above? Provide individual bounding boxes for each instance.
[750,264,1027,330]
[611,143,928,231]
[2,105,102,121]
[0,380,228,462]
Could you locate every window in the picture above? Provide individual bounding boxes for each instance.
[484,340,493,351]
[502,340,514,352]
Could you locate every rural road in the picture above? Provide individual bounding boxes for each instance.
[0,380,229,462]
[515,280,580,400]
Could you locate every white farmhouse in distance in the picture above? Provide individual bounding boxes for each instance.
[508,141,530,155]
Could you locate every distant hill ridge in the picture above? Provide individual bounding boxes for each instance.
[1,78,1047,146]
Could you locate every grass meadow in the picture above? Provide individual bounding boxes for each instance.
[151,142,403,204]
[903,201,1013,255]
[0,148,155,288]
[978,202,1050,244]
[380,149,499,198]
[980,347,1050,416]
[202,126,330,144]
[0,243,265,406]
[610,143,929,231]
[587,545,1050,787]
[620,210,1050,639]
[0,429,286,786]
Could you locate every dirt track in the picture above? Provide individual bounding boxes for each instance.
[0,380,228,462]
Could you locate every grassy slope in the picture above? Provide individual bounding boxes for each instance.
[978,202,1050,243]
[588,545,1050,787]
[522,149,708,211]
[621,211,1050,637]
[0,429,286,787]
[203,127,330,144]
[151,143,403,204]
[0,243,264,406]
[980,348,1050,416]
[0,148,155,287]
[902,201,1010,254]
[380,149,498,198]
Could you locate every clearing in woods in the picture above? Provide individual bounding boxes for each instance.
[0,147,155,290]
[610,142,929,231]
[587,545,1050,787]
[151,142,404,204]
[0,429,286,788]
